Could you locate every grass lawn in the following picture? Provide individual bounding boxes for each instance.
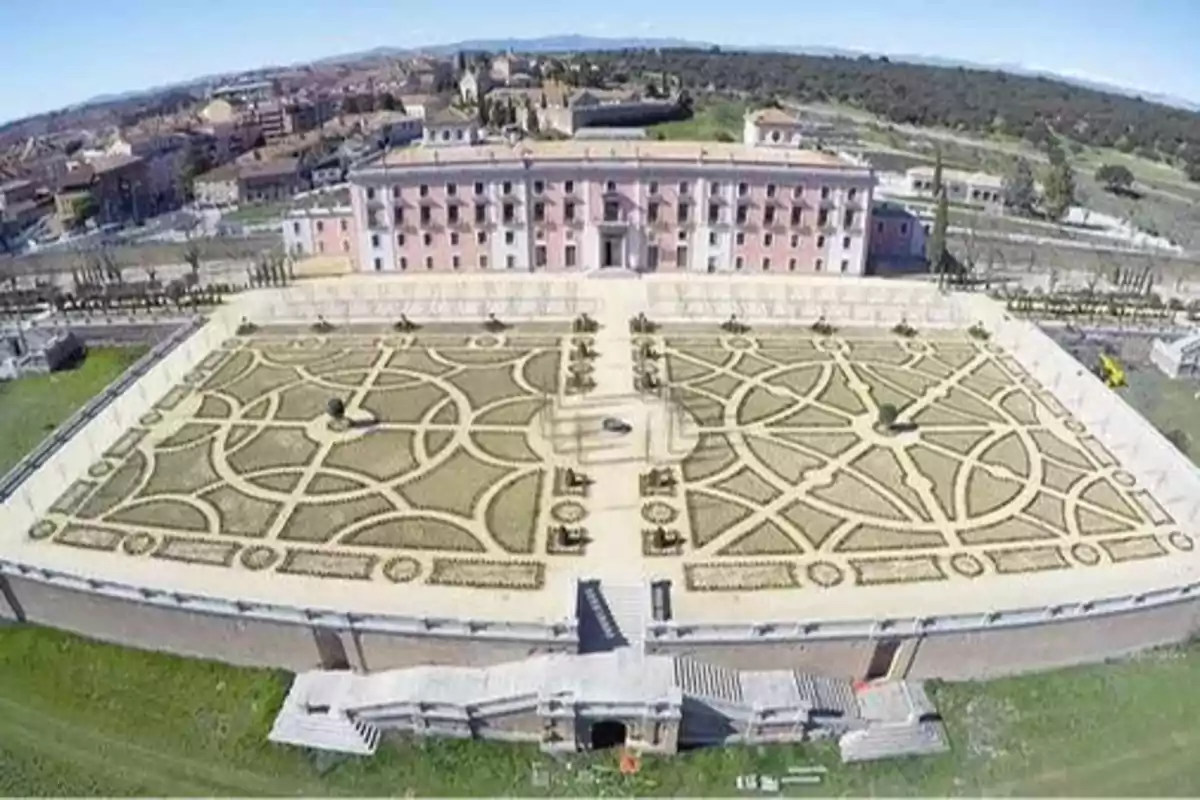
[1121,367,1200,463]
[221,203,290,225]
[648,100,747,142]
[0,347,146,475]
[3,623,1200,796]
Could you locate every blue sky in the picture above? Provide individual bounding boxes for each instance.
[0,0,1197,124]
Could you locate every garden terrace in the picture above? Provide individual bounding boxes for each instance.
[644,323,1186,622]
[24,323,591,623]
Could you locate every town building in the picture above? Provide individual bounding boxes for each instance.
[193,158,304,207]
[422,108,483,147]
[52,155,149,228]
[283,188,357,265]
[106,132,191,213]
[905,166,1005,211]
[742,108,848,150]
[1150,330,1200,379]
[866,202,928,274]
[539,91,683,136]
[347,137,875,275]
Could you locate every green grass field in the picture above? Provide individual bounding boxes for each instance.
[3,624,1200,796]
[0,347,145,474]
[648,100,747,142]
[5,340,1200,795]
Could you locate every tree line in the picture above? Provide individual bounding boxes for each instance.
[581,48,1200,180]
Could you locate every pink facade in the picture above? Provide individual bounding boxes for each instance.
[348,141,877,276]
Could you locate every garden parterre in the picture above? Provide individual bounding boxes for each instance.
[32,324,585,601]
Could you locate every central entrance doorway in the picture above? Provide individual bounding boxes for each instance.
[601,235,624,268]
[589,719,628,750]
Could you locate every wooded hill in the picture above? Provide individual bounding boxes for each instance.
[589,48,1200,179]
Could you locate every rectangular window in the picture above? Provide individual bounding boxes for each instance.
[474,181,485,196]
[392,186,402,199]
[399,256,407,269]
[504,230,515,245]
[564,201,576,222]
[603,200,620,222]
[476,230,487,244]
[533,180,545,195]
[736,232,745,246]
[503,181,513,195]
[788,258,797,271]
[647,202,659,223]
[876,221,885,233]
[452,255,460,269]
[606,180,617,193]
[446,183,457,196]
[817,209,829,228]
[450,232,460,247]
[420,206,432,225]
[425,256,433,269]
[565,245,577,267]
[815,258,824,271]
[764,233,773,246]
[842,236,851,249]
[841,259,850,273]
[844,210,856,228]
[373,257,382,271]
[817,235,826,248]
[534,245,547,267]
[821,186,831,200]
[764,206,776,225]
[736,205,749,225]
[371,234,380,248]
[848,187,858,201]
[475,204,486,224]
[792,185,803,199]
[708,232,718,246]
[735,256,744,270]
[397,233,406,246]
[678,181,690,195]
[315,220,324,233]
[393,207,404,225]
[447,205,460,224]
[790,207,802,226]
[479,254,489,268]
[766,184,777,198]
[790,234,799,247]
[502,203,515,224]
[708,203,720,225]
[564,180,575,194]
[647,245,659,269]
[318,241,326,253]
[648,181,659,195]
[292,222,300,234]
[762,258,771,271]
[422,232,432,246]
[340,219,348,232]
[533,202,545,222]
[366,187,376,200]
[709,181,721,196]
[419,184,429,197]
[738,182,748,197]
[676,246,689,268]
[506,254,515,269]
[677,203,690,224]
[900,223,909,234]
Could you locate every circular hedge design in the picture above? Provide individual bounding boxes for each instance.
[88,461,113,479]
[806,561,845,588]
[473,335,501,349]
[28,520,57,540]
[383,556,422,583]
[241,546,280,571]
[1071,543,1102,566]
[121,532,157,556]
[138,411,163,426]
[1063,420,1086,434]
[552,501,587,524]
[1168,532,1195,553]
[641,502,678,525]
[727,336,754,350]
[950,553,985,578]
[1113,470,1136,487]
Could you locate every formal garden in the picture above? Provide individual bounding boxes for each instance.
[632,320,1184,592]
[29,321,593,592]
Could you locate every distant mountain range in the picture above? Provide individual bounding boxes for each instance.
[73,33,1199,117]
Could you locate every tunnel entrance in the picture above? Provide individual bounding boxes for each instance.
[589,719,628,750]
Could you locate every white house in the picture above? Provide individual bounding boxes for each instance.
[1151,330,1200,379]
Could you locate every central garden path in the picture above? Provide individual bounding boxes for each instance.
[572,279,652,586]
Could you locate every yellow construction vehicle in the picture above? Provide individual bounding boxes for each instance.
[1097,353,1127,388]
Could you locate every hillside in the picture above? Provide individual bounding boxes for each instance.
[591,48,1200,178]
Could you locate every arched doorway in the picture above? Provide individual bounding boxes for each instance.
[589,719,628,750]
